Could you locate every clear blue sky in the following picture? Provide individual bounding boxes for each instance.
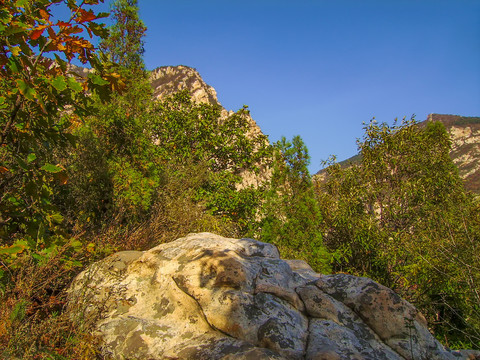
[84,0,480,172]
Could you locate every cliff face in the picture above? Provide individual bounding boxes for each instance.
[150,65,219,104]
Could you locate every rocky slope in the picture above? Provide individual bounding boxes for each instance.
[68,233,477,360]
[150,65,219,104]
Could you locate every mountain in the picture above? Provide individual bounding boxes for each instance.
[315,114,480,193]
[150,65,219,104]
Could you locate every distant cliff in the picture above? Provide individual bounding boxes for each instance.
[150,65,219,104]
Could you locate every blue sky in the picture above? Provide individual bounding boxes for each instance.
[78,0,480,172]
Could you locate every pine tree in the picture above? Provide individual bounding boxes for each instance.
[256,136,331,272]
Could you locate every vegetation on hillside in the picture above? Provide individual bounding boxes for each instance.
[317,118,480,348]
[0,0,478,357]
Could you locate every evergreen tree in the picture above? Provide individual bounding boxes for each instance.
[256,136,331,273]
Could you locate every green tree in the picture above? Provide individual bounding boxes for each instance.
[0,1,113,357]
[99,0,146,73]
[57,0,152,230]
[146,91,271,238]
[0,0,111,259]
[256,135,331,273]
[317,118,480,347]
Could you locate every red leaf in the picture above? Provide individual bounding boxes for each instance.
[30,28,45,40]
[76,9,96,23]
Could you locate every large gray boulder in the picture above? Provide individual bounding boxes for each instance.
[68,233,476,359]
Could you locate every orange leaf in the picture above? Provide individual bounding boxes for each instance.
[56,21,71,28]
[39,9,49,21]
[76,9,96,23]
[0,166,9,174]
[30,28,45,40]
[63,26,82,35]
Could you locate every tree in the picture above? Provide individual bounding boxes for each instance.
[0,0,112,257]
[0,1,115,357]
[55,0,151,230]
[317,117,480,347]
[99,0,146,73]
[256,135,331,273]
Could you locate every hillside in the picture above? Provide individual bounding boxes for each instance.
[149,65,271,188]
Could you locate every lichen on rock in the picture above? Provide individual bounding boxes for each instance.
[68,233,477,359]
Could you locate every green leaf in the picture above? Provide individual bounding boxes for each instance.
[0,243,26,255]
[54,54,67,72]
[51,75,67,91]
[27,153,36,163]
[68,77,83,92]
[70,239,82,250]
[40,163,63,173]
[88,21,108,37]
[16,79,37,100]
[16,157,28,170]
[15,0,29,8]
[89,73,109,86]
[48,213,64,224]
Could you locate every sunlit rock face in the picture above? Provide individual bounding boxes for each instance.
[150,65,219,105]
[68,233,475,360]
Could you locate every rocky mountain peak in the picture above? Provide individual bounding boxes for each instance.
[150,65,219,104]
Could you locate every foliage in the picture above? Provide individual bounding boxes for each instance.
[145,91,270,235]
[317,118,480,347]
[0,0,112,254]
[99,0,146,72]
[0,1,114,357]
[256,135,331,273]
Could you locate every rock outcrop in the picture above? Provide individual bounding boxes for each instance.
[68,233,476,360]
[150,65,219,105]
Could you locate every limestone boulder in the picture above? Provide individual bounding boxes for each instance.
[68,233,476,360]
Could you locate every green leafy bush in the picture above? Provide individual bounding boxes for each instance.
[317,118,480,348]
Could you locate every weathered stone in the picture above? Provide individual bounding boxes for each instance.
[68,233,474,359]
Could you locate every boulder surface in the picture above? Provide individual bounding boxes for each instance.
[68,233,476,359]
